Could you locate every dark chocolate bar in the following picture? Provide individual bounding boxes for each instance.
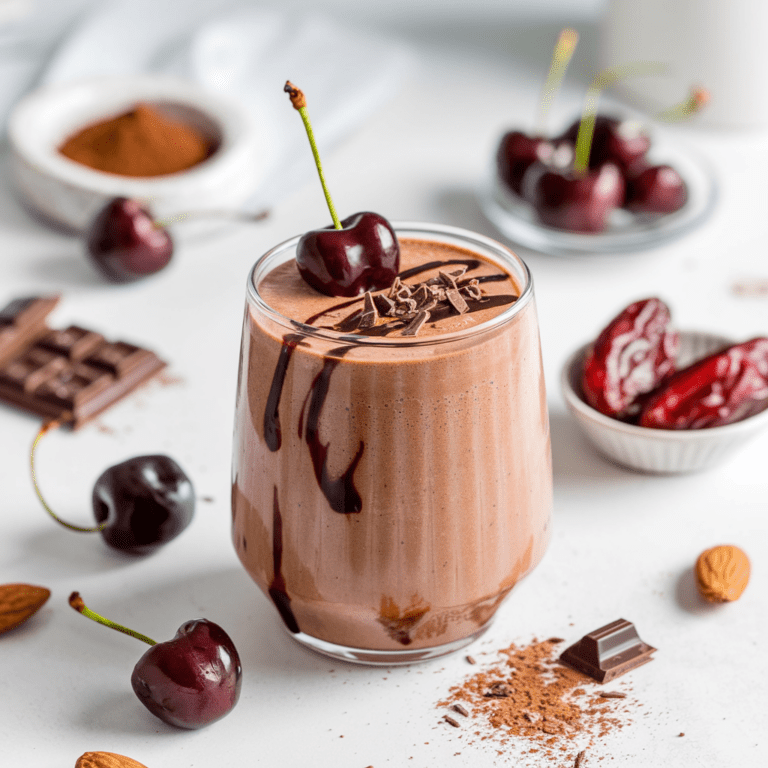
[0,296,165,428]
[559,618,656,683]
[0,295,60,367]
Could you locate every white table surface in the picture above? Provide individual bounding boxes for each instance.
[2,14,767,768]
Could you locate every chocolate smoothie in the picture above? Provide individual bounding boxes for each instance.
[232,223,552,663]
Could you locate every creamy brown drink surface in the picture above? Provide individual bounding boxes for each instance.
[232,237,552,653]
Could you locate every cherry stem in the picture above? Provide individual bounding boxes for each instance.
[536,28,579,136]
[154,207,270,229]
[69,592,157,646]
[654,86,710,122]
[284,80,342,230]
[573,61,668,175]
[30,418,105,534]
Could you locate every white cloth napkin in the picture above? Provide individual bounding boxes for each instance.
[2,0,414,208]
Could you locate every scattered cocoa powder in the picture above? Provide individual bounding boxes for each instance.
[438,637,635,765]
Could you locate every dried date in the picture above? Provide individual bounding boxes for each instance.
[639,338,768,429]
[581,298,678,419]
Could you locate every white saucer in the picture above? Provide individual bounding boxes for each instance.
[479,133,718,256]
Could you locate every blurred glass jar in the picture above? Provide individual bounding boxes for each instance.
[601,0,768,129]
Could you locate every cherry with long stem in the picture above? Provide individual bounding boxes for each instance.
[284,80,399,297]
[70,592,156,645]
[573,62,668,174]
[31,420,195,553]
[285,80,341,229]
[69,592,242,730]
[536,28,579,136]
[31,418,103,533]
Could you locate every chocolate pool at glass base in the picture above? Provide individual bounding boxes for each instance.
[231,222,553,665]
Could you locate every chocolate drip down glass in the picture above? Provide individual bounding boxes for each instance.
[232,222,552,664]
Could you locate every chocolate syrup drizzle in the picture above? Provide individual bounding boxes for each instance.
[300,347,364,515]
[264,334,301,452]
[263,257,515,512]
[267,486,300,633]
[261,256,516,637]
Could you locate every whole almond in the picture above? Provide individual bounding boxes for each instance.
[0,583,51,634]
[76,752,149,768]
[695,545,750,602]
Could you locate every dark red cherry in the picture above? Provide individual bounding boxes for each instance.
[296,211,399,297]
[92,455,194,555]
[131,618,242,729]
[522,161,624,233]
[496,131,555,196]
[561,115,650,171]
[625,164,688,214]
[87,197,173,282]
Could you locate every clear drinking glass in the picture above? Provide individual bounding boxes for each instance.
[232,222,552,664]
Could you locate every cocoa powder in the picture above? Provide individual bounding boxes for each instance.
[438,637,635,765]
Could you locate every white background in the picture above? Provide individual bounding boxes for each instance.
[1,2,767,767]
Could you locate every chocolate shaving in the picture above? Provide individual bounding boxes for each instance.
[446,288,469,315]
[429,285,447,301]
[443,715,461,728]
[337,308,363,332]
[452,703,469,717]
[373,293,396,317]
[483,682,513,698]
[410,284,431,307]
[597,691,626,699]
[358,292,378,329]
[465,655,477,665]
[438,270,458,289]
[462,279,483,301]
[388,277,403,299]
[401,310,430,337]
[574,750,587,767]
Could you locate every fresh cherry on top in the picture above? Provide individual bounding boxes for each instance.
[284,80,399,297]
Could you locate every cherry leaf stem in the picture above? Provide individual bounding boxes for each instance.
[30,418,105,534]
[69,592,157,646]
[573,61,668,175]
[154,207,270,229]
[536,28,579,136]
[654,86,711,122]
[284,80,341,230]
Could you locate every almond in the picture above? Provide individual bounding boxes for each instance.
[0,583,51,634]
[75,752,149,768]
[695,545,750,602]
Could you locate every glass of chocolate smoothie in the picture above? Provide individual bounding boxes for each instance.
[232,222,552,664]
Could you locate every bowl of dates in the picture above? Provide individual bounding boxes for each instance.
[561,298,768,473]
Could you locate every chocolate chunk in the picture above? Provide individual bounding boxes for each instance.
[358,292,379,329]
[337,308,363,332]
[446,288,469,315]
[559,619,656,683]
[438,270,458,289]
[483,682,513,698]
[401,310,430,337]
[410,284,431,308]
[0,295,165,428]
[373,293,396,317]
